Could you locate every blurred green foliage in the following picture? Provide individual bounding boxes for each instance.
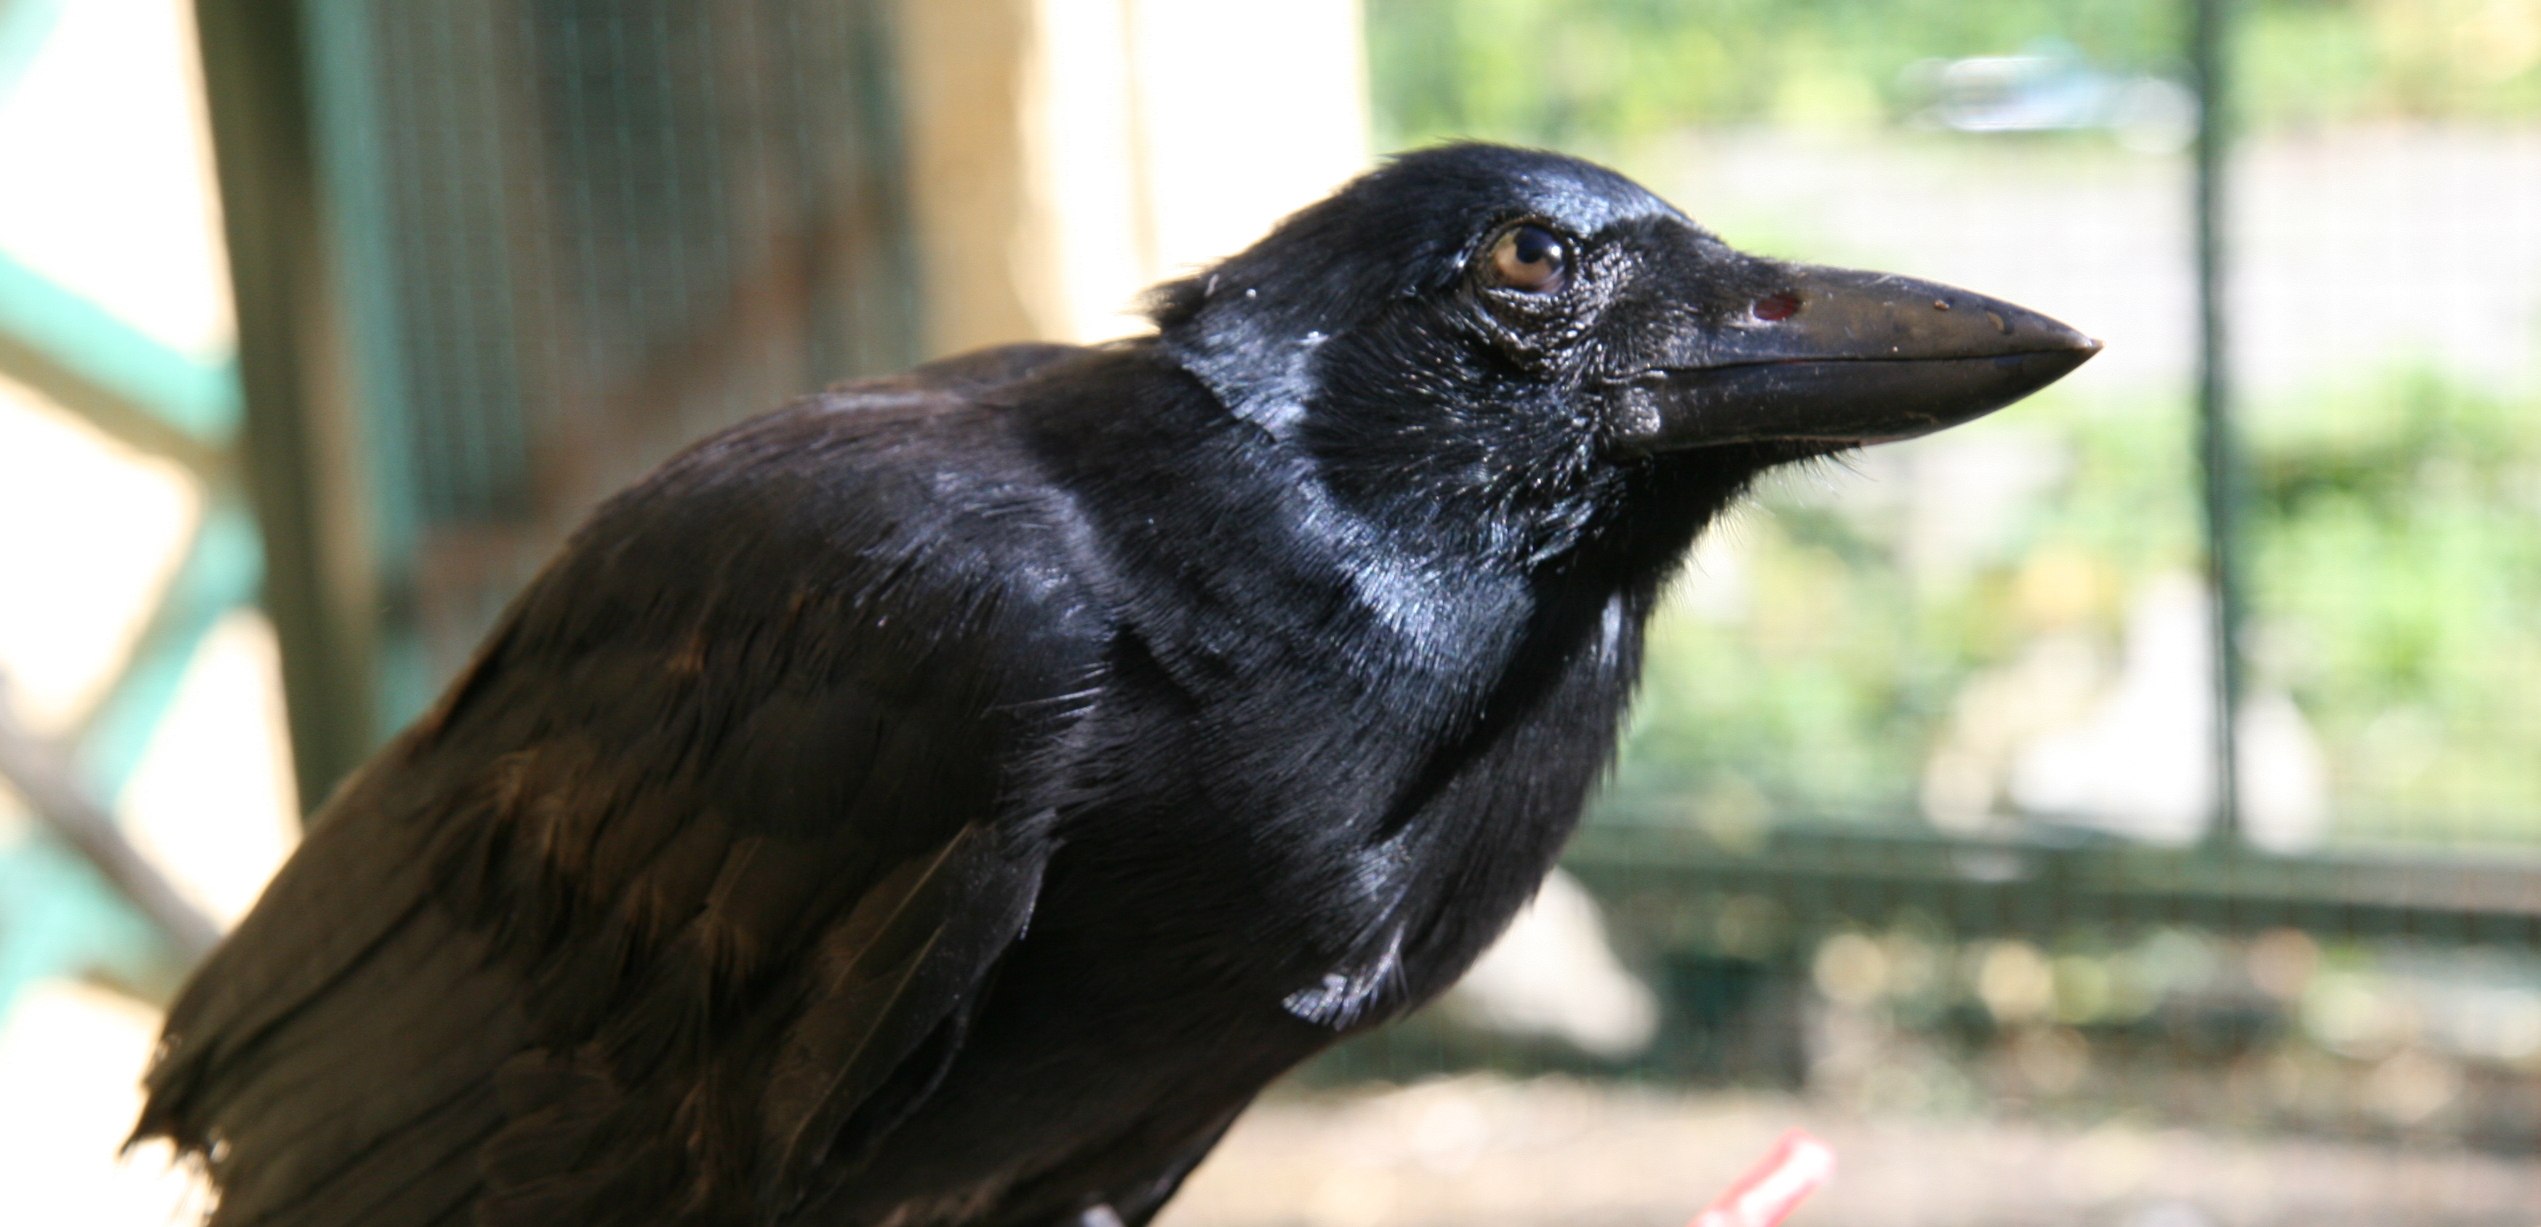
[1369,0,2541,147]
[1601,368,2541,843]
[1612,385,2201,827]
[2249,368,2541,833]
[2248,0,2541,126]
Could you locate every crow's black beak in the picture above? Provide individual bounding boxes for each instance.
[1606,263,2100,457]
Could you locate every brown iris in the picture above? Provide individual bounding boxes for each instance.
[1486,223,1568,293]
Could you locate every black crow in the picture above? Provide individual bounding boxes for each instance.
[133,144,2094,1227]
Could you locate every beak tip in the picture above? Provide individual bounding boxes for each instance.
[2062,336,2104,378]
[2033,315,2101,358]
[2030,324,2101,371]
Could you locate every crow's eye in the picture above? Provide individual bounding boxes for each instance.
[1486,224,1569,293]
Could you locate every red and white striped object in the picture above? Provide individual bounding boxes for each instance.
[1688,1129,1835,1227]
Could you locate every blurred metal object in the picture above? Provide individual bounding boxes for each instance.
[2190,0,2249,850]
[0,0,70,97]
[1899,41,2198,152]
[0,674,220,972]
[0,2,267,1014]
[193,0,391,810]
[0,250,236,475]
[1569,819,2541,945]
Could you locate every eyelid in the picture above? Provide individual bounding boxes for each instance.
[1501,219,1571,251]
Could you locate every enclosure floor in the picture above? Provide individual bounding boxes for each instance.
[1170,1075,2541,1227]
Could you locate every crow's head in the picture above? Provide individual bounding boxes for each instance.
[1150,143,2097,570]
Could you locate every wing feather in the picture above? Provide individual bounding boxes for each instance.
[135,358,1108,1227]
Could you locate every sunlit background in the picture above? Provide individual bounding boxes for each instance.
[0,1,2536,1224]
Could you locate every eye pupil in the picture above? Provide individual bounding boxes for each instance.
[1489,224,1569,292]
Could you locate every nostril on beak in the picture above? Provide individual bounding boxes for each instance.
[1753,293,1801,322]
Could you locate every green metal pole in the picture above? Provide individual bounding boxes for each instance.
[192,0,383,817]
[2192,0,2247,847]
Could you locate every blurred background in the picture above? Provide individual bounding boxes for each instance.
[0,0,2535,1224]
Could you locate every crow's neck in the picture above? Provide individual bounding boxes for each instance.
[1023,344,1740,729]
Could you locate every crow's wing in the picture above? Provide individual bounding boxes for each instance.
[136,357,1109,1227]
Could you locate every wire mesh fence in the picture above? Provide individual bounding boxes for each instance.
[296,0,925,733]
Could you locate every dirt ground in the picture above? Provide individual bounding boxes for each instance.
[1168,1075,2541,1227]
